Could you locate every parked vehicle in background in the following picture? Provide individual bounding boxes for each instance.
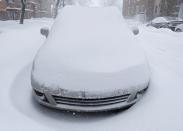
[147,17,169,28]
[31,6,150,112]
[147,17,183,32]
[166,17,183,31]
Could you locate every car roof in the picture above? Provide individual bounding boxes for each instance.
[152,16,183,23]
[152,17,168,23]
[39,6,145,72]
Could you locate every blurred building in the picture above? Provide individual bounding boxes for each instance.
[0,0,7,20]
[179,3,183,19]
[176,0,183,18]
[123,0,183,21]
[153,0,183,17]
[153,0,161,18]
[0,0,54,20]
[39,0,55,17]
[123,0,146,18]
[123,0,136,17]
[0,0,6,10]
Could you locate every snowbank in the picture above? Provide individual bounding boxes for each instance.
[0,19,54,131]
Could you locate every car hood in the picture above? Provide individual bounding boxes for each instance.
[31,6,150,95]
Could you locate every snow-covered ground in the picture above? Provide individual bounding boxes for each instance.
[0,18,183,131]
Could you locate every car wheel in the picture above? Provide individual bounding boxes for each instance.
[175,28,182,32]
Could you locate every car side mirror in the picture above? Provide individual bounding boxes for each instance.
[40,27,49,38]
[131,26,139,35]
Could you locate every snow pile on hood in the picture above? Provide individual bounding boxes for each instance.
[152,17,168,23]
[32,6,150,92]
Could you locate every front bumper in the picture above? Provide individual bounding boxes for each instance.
[33,87,148,112]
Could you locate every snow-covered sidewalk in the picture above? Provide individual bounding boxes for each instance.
[0,19,183,131]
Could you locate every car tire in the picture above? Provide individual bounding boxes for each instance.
[175,28,182,32]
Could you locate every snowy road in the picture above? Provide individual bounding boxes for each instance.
[0,19,183,131]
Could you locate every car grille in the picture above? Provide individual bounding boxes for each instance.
[34,89,131,106]
[52,94,130,106]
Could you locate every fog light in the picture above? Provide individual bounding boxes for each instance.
[127,91,137,103]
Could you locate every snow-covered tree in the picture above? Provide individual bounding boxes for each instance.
[20,0,26,24]
[160,0,177,16]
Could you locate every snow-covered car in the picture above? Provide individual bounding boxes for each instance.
[175,24,183,32]
[31,6,150,112]
[147,17,183,31]
[147,17,169,28]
